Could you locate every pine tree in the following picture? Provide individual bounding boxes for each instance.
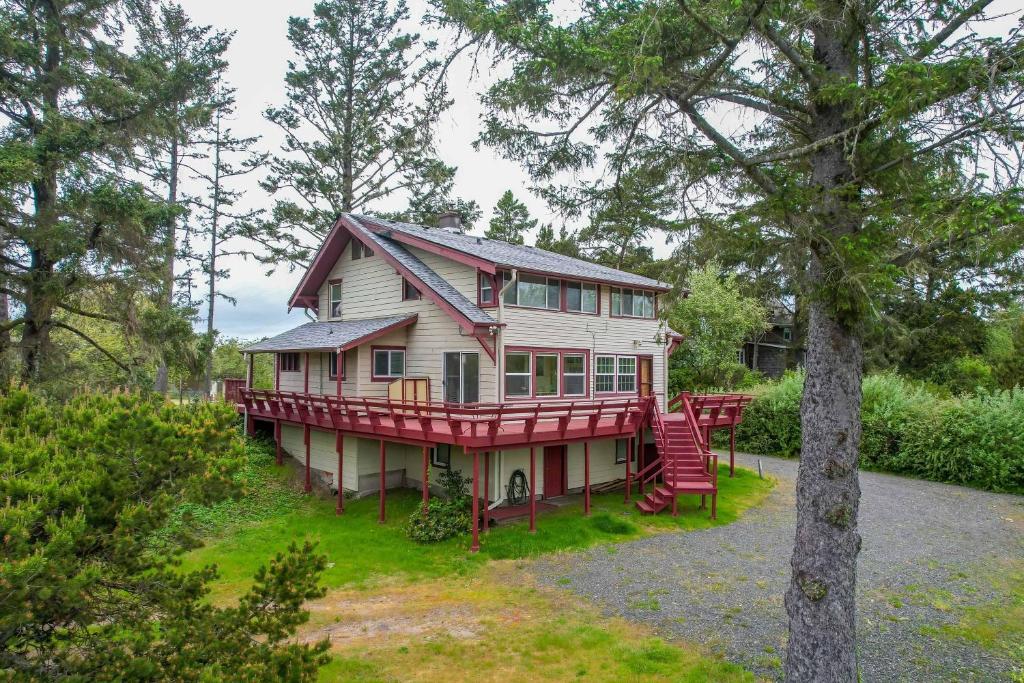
[0,0,185,385]
[137,3,232,394]
[534,224,580,257]
[250,0,473,271]
[485,190,535,244]
[436,1,1024,678]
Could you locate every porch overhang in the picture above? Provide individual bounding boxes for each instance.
[243,314,418,354]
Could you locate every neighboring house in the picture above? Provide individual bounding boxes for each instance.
[741,305,804,378]
[239,212,733,550]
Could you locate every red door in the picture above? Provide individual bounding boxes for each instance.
[543,445,566,497]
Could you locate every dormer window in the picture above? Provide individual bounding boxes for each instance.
[329,280,342,319]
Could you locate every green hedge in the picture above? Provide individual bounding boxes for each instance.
[735,371,1024,492]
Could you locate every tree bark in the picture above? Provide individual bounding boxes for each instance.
[784,3,864,680]
[204,107,223,396]
[154,134,179,395]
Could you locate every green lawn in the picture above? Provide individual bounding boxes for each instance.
[181,446,773,601]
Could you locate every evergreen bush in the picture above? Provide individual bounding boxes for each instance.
[735,372,1024,492]
[405,468,474,543]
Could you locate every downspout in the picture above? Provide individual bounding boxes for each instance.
[490,269,518,509]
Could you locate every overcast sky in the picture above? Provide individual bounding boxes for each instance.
[175,0,1022,341]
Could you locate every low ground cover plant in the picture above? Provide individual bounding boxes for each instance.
[735,371,1024,492]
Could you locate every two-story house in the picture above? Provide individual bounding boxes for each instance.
[240,213,730,551]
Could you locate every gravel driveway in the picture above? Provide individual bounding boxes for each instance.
[536,453,1024,681]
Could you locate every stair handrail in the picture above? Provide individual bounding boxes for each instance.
[635,397,669,489]
[679,391,708,454]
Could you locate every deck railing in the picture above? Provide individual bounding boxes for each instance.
[667,391,753,426]
[239,389,651,450]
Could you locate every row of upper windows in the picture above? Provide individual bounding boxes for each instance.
[276,348,404,382]
[478,271,657,319]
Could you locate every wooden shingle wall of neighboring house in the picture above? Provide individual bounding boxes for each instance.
[314,240,499,403]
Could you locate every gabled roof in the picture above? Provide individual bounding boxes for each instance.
[345,216,497,327]
[358,215,671,291]
[244,314,417,353]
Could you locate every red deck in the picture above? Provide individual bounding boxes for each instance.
[239,389,650,450]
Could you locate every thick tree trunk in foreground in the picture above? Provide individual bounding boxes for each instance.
[784,283,863,681]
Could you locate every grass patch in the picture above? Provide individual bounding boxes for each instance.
[180,440,772,601]
[307,566,754,682]
[931,560,1024,657]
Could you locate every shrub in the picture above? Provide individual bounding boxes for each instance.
[735,372,1024,492]
[406,468,474,543]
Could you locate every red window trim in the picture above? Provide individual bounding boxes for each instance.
[609,287,658,320]
[401,277,421,301]
[594,353,641,394]
[496,270,603,317]
[562,279,601,316]
[477,269,498,308]
[326,350,346,381]
[279,352,301,373]
[370,345,406,382]
[327,278,343,319]
[503,346,590,401]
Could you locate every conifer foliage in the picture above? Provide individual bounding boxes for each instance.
[0,389,329,680]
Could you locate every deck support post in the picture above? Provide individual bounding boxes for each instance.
[624,436,632,503]
[528,447,537,534]
[421,445,429,518]
[274,419,282,465]
[244,353,254,435]
[470,451,480,553]
[483,452,490,533]
[729,425,736,477]
[584,442,591,516]
[303,424,311,493]
[672,494,678,517]
[274,353,279,391]
[378,440,386,524]
[336,348,342,397]
[335,431,344,515]
[303,352,310,394]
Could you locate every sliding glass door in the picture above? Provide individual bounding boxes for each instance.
[443,352,480,404]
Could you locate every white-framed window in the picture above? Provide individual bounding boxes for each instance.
[372,348,405,380]
[479,272,494,305]
[738,348,746,365]
[783,327,793,341]
[595,354,638,393]
[326,351,342,380]
[610,287,655,318]
[430,444,451,469]
[563,353,586,395]
[534,353,559,397]
[402,278,421,301]
[328,281,342,319]
[565,281,598,314]
[617,356,637,392]
[505,351,532,397]
[502,272,560,310]
[595,355,616,393]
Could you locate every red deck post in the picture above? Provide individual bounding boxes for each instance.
[303,352,310,394]
[483,451,490,533]
[421,445,429,518]
[303,424,311,493]
[378,440,386,524]
[274,419,282,465]
[471,451,480,552]
[335,431,344,515]
[274,353,279,391]
[624,435,632,503]
[336,348,342,396]
[584,442,591,516]
[636,430,645,496]
[529,446,537,533]
[245,354,254,435]
[729,424,736,477]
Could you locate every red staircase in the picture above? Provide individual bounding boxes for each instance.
[634,394,718,518]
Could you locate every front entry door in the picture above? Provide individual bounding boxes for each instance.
[543,445,566,497]
[443,352,479,403]
[638,357,654,397]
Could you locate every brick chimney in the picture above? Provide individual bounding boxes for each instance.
[437,210,463,233]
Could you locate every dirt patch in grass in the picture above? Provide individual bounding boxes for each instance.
[306,563,755,682]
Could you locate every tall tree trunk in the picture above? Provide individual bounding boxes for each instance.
[204,109,223,396]
[155,135,180,394]
[784,3,864,680]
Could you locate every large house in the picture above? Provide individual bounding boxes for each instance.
[239,213,743,550]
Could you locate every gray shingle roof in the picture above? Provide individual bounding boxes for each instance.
[345,216,497,326]
[244,314,417,353]
[357,214,670,291]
